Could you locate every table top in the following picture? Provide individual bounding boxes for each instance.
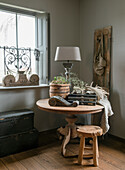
[36,99,104,115]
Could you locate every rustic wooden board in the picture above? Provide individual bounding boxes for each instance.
[93,26,112,92]
[36,98,104,115]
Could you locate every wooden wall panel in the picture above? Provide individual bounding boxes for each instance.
[93,26,112,92]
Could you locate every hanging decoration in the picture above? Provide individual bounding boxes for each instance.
[93,26,112,92]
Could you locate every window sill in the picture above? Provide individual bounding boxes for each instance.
[0,84,49,90]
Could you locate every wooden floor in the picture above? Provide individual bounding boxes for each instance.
[0,133,125,170]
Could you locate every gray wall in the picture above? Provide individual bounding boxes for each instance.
[0,87,67,131]
[0,0,80,132]
[80,0,125,139]
[0,0,124,139]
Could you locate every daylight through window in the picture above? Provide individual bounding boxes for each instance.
[0,7,49,85]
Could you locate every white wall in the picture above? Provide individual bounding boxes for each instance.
[0,0,80,132]
[80,0,125,139]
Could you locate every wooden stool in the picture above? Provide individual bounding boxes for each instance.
[77,125,103,166]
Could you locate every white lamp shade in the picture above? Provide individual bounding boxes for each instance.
[54,47,81,61]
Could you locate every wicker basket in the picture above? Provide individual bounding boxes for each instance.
[49,83,70,98]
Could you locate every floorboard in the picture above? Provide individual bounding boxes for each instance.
[0,133,124,170]
[0,160,8,170]
[1,155,27,170]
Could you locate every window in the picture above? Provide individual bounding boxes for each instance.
[0,5,49,85]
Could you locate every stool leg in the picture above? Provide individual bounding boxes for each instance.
[93,136,99,166]
[78,136,85,165]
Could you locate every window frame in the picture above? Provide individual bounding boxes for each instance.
[0,3,50,85]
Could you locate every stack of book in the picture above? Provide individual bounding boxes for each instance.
[66,93,97,106]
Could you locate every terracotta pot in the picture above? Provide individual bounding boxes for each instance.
[49,83,70,98]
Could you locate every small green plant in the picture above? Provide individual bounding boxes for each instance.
[51,76,68,84]
[60,72,87,88]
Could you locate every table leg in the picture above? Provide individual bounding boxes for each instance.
[61,126,71,156]
[57,115,78,137]
[58,115,78,156]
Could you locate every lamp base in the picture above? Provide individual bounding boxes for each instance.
[63,62,73,82]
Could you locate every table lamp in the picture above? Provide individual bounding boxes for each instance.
[54,47,81,81]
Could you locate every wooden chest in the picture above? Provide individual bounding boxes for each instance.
[0,129,38,157]
[0,109,38,157]
[0,109,34,136]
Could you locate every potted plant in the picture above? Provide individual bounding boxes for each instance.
[60,72,87,94]
[49,76,70,98]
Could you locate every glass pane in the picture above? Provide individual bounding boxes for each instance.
[18,14,35,49]
[4,47,18,74]
[31,51,37,74]
[0,48,4,83]
[0,10,16,47]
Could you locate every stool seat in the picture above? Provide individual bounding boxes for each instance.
[77,125,103,167]
[77,125,103,137]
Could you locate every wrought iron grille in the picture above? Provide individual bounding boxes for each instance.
[0,46,40,75]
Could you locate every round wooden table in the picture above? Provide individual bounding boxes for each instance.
[36,99,104,156]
